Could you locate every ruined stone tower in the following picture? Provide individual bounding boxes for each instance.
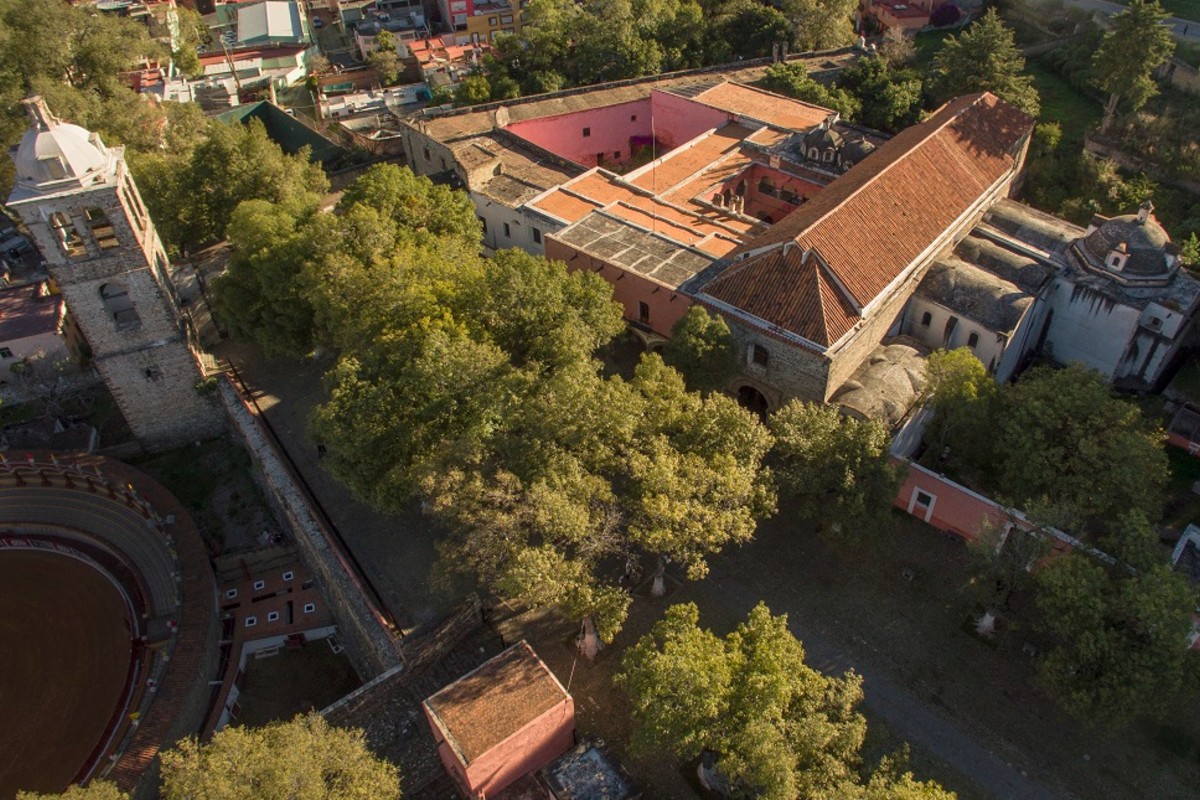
[6,97,224,450]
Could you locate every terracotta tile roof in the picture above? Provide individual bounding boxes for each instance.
[704,244,859,347]
[730,93,1033,308]
[529,189,604,223]
[627,124,753,195]
[688,82,833,131]
[424,641,569,765]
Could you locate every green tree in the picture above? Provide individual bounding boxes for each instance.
[838,55,924,132]
[454,74,493,106]
[338,163,480,244]
[17,783,126,800]
[991,364,1168,532]
[1181,232,1200,266]
[1035,553,1199,727]
[160,713,400,799]
[769,400,901,540]
[135,118,328,253]
[211,197,322,358]
[617,602,868,800]
[662,306,740,394]
[920,348,995,476]
[759,62,861,121]
[707,0,794,62]
[1092,0,1174,133]
[927,9,1040,117]
[779,0,857,53]
[368,30,402,85]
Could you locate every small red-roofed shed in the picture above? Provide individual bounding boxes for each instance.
[424,641,575,799]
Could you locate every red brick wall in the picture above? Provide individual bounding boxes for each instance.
[545,236,693,337]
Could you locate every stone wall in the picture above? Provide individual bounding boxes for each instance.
[218,379,404,679]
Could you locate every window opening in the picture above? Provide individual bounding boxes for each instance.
[86,207,120,250]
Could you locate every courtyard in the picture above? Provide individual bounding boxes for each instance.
[219,337,1200,800]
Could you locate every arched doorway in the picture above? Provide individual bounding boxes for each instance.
[736,385,770,418]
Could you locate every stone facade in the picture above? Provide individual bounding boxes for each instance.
[7,99,223,450]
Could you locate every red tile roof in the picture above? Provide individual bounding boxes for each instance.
[690,82,833,132]
[708,93,1032,343]
[704,244,859,346]
[424,641,569,765]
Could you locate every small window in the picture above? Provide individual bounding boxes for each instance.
[501,14,513,23]
[920,311,932,327]
[638,301,650,324]
[824,150,834,162]
[915,491,934,507]
[613,151,621,159]
[225,588,238,599]
[282,571,294,582]
[253,580,266,591]
[440,158,447,170]
[50,211,87,257]
[267,611,280,622]
[0,348,12,359]
[582,127,591,138]
[86,207,120,250]
[303,602,316,614]
[752,344,769,368]
[503,222,511,238]
[532,227,542,244]
[631,114,638,122]
[100,282,141,331]
[967,332,979,348]
[245,616,258,627]
[423,147,431,161]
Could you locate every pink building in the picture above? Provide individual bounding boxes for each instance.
[424,641,575,799]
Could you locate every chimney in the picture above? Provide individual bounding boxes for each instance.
[1137,199,1154,224]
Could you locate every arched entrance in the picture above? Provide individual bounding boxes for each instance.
[736,385,770,418]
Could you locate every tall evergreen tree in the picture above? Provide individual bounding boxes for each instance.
[927,9,1040,117]
[1092,0,1175,133]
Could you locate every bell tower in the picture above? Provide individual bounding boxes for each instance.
[6,97,223,450]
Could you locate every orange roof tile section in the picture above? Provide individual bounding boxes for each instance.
[628,124,754,195]
[529,190,603,223]
[726,93,1033,308]
[693,83,833,132]
[705,245,859,346]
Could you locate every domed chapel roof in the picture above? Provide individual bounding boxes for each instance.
[12,96,113,190]
[1080,200,1175,278]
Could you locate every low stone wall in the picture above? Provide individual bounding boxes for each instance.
[218,378,404,678]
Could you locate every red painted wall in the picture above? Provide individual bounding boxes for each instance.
[545,237,693,337]
[503,91,731,169]
[426,698,575,799]
[505,100,653,168]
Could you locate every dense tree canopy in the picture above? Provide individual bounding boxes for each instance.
[838,55,925,133]
[133,118,329,254]
[253,166,776,652]
[769,400,901,540]
[1092,0,1175,132]
[662,306,740,394]
[367,30,402,86]
[160,714,400,799]
[759,62,861,121]
[923,361,1167,535]
[471,0,855,102]
[17,783,126,800]
[1035,552,1199,727]
[618,603,954,799]
[927,9,1040,117]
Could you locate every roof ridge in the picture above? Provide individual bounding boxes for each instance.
[781,93,990,248]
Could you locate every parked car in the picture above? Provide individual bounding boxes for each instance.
[313,17,323,28]
[0,233,31,259]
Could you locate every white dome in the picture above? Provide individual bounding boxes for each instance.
[11,97,113,189]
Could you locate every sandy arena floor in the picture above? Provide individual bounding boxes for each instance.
[0,550,133,798]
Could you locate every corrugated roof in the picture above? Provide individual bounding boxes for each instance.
[707,94,1032,343]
